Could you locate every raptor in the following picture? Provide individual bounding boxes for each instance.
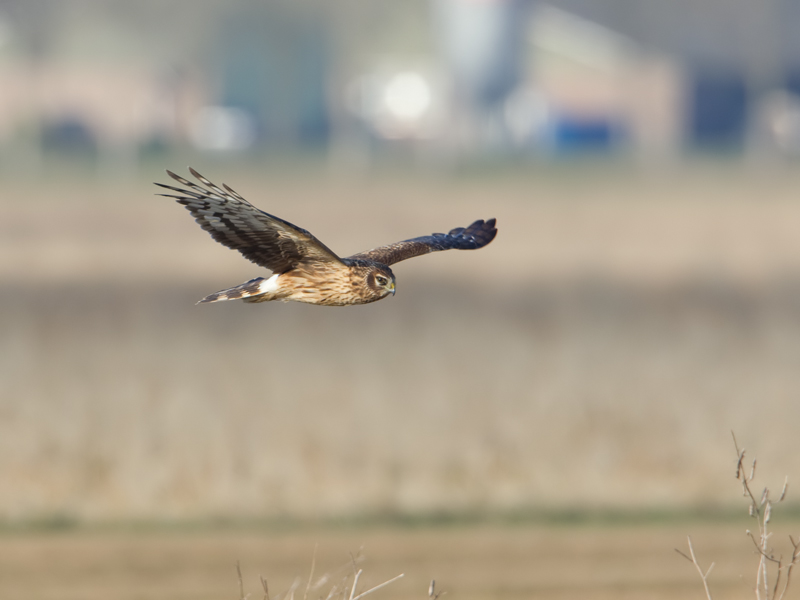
[157,169,497,306]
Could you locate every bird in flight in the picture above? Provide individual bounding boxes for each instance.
[157,169,497,306]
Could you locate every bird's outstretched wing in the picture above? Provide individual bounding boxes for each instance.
[347,218,497,266]
[156,168,344,273]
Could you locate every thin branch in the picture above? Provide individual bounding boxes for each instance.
[748,530,781,564]
[351,574,405,600]
[285,576,301,600]
[682,436,799,600]
[736,452,746,479]
[428,579,445,600]
[237,561,248,600]
[348,569,362,600]
[739,457,763,528]
[261,576,270,600]
[776,536,800,600]
[772,557,784,600]
[305,544,318,600]
[677,536,714,600]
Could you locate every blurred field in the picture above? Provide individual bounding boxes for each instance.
[2,162,800,520]
[1,521,793,600]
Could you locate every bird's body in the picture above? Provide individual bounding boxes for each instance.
[157,169,497,306]
[211,262,391,306]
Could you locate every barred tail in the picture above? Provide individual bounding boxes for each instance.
[197,276,277,304]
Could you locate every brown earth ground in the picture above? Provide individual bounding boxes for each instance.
[0,521,789,600]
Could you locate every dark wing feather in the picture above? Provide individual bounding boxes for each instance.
[347,218,497,266]
[156,168,343,272]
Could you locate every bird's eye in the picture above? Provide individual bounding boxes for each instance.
[376,276,387,286]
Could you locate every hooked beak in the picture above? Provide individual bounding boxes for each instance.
[389,282,396,295]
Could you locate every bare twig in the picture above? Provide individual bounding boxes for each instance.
[237,561,249,600]
[305,544,318,600]
[772,557,784,600]
[683,435,799,600]
[428,579,446,600]
[734,434,800,600]
[775,536,800,600]
[238,551,404,600]
[284,576,301,600]
[261,576,270,600]
[348,569,362,600]
[747,531,782,565]
[779,478,789,503]
[676,536,714,600]
[429,579,444,600]
[351,573,405,600]
[735,445,746,479]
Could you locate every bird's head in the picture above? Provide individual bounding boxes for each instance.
[367,266,396,298]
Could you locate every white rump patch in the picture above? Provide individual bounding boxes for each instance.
[259,273,280,294]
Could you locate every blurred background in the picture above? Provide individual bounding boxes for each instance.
[4,0,800,168]
[3,1,800,598]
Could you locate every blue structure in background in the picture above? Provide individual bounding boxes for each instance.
[553,117,623,153]
[786,67,800,98]
[687,68,748,149]
[41,117,97,155]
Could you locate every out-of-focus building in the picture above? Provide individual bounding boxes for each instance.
[346,1,681,159]
[0,3,331,169]
[1,1,800,167]
[350,0,800,159]
[530,0,800,155]
[0,61,203,152]
[506,4,682,158]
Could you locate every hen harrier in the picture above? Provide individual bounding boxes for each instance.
[157,168,497,306]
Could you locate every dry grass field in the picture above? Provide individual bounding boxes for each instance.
[2,161,800,520]
[2,160,800,597]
